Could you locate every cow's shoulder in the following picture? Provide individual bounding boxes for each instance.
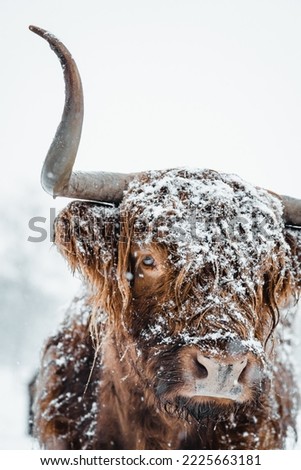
[32,290,103,449]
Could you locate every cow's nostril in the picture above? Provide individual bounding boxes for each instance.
[237,360,249,384]
[195,358,208,379]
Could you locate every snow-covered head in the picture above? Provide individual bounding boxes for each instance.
[55,168,300,416]
[119,168,298,333]
[123,168,291,284]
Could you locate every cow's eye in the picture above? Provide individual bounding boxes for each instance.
[142,255,155,267]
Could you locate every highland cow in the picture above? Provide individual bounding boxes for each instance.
[29,26,301,450]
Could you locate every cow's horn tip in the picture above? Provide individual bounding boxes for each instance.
[29,25,47,37]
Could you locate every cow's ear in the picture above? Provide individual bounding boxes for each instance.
[54,201,119,292]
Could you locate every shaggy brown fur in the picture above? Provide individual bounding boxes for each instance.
[31,169,301,449]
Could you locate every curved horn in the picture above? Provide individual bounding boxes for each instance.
[29,25,135,203]
[281,195,301,227]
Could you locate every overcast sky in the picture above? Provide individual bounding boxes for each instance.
[1,0,301,203]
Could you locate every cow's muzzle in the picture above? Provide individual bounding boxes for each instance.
[181,348,262,403]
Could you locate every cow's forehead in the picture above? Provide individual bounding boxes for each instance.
[123,168,281,215]
[121,168,290,288]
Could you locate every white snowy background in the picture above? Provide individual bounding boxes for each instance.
[0,0,301,449]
